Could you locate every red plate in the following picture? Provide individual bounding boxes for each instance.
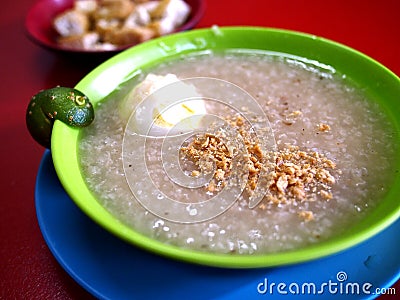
[25,0,205,54]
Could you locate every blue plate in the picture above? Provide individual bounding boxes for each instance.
[35,150,400,299]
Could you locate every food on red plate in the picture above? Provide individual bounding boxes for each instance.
[53,0,191,50]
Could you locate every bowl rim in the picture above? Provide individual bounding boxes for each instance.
[24,0,206,54]
[52,26,400,268]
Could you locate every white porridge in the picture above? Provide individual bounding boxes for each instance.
[78,50,398,254]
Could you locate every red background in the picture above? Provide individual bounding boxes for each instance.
[1,0,399,298]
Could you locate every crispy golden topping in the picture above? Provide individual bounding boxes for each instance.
[180,114,339,217]
[298,210,314,222]
[318,123,331,132]
[180,133,232,192]
[264,145,336,205]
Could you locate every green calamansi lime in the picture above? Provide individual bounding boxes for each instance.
[26,87,94,148]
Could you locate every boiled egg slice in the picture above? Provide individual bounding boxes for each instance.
[120,73,207,137]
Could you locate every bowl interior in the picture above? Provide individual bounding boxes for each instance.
[25,0,205,53]
[52,27,400,268]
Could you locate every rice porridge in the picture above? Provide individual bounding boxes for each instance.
[78,51,398,254]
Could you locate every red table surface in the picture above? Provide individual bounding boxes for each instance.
[1,0,399,299]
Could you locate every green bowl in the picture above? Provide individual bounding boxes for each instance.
[51,26,400,268]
